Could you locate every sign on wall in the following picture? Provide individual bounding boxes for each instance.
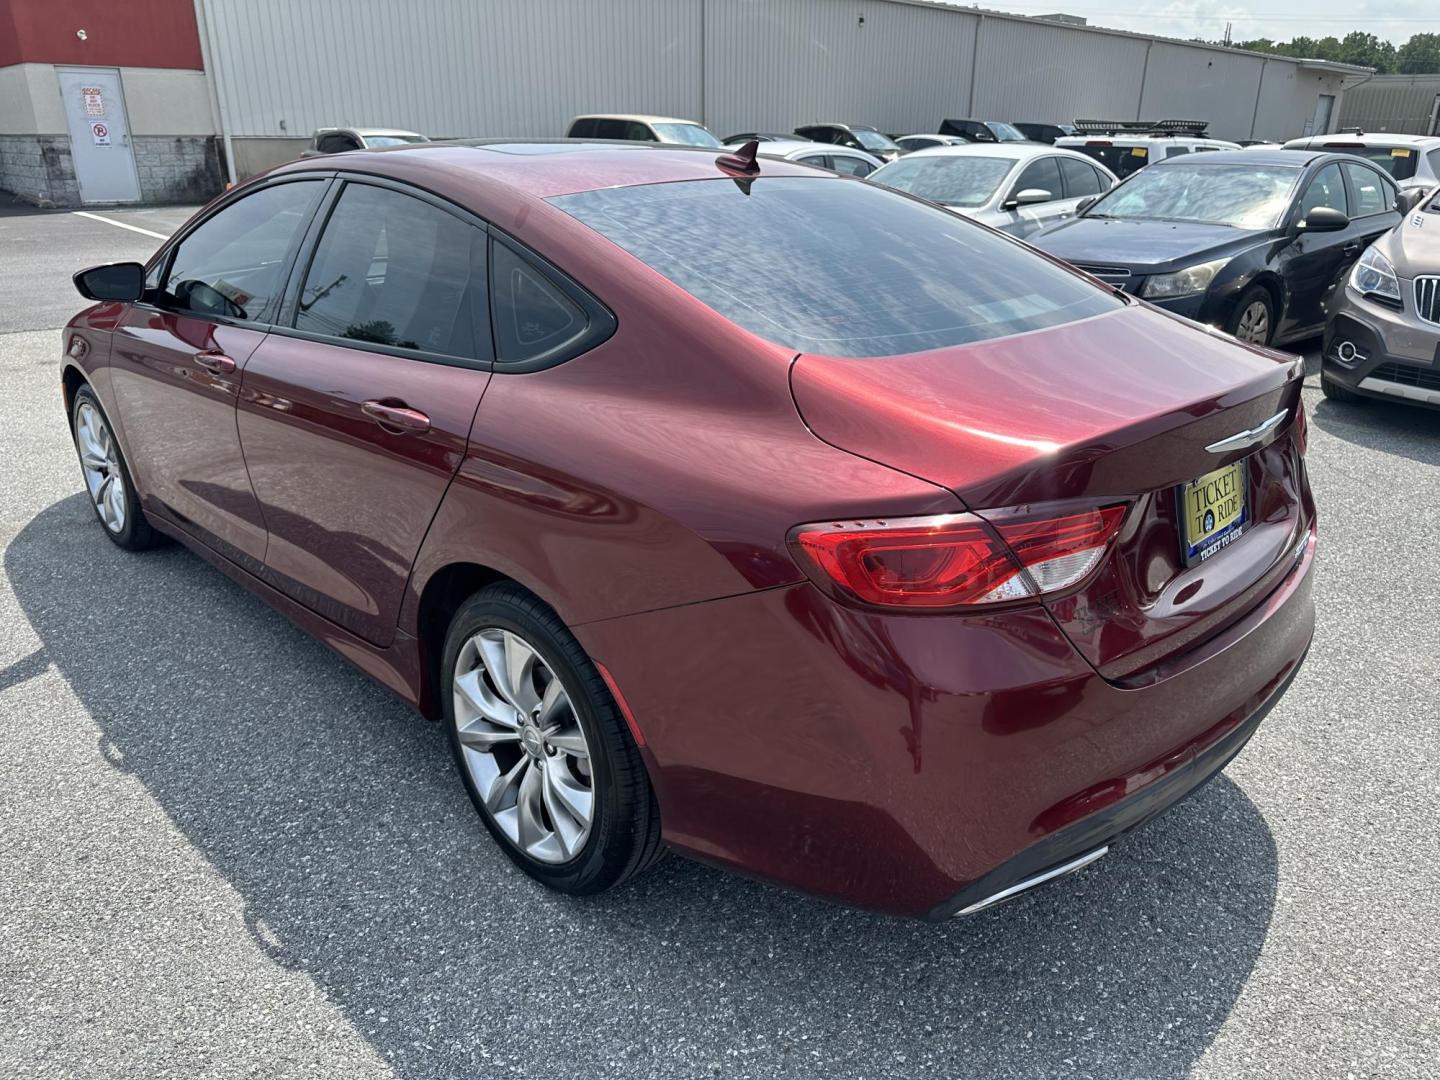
[90,121,111,146]
[81,87,106,117]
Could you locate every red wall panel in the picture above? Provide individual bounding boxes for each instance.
[0,0,203,70]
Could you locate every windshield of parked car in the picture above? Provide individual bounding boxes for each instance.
[550,177,1120,358]
[853,129,901,153]
[365,135,428,147]
[1069,144,1152,179]
[1320,144,1420,181]
[987,122,1028,143]
[1086,161,1300,228]
[652,123,722,148]
[869,155,1015,208]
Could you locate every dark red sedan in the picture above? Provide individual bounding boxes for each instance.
[63,141,1315,919]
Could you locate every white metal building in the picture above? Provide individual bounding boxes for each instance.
[197,0,1370,181]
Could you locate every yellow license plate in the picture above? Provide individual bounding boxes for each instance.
[1178,461,1248,565]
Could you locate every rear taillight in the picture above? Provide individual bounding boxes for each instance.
[789,505,1127,610]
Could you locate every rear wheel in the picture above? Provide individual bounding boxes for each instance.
[442,583,663,894]
[70,386,160,551]
[1321,374,1363,403]
[1229,286,1275,346]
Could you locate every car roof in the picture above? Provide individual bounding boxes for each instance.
[897,142,1104,165]
[1287,132,1440,148]
[570,114,702,126]
[270,139,826,200]
[756,139,850,156]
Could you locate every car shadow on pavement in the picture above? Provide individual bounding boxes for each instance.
[9,494,1281,1080]
[1310,394,1440,467]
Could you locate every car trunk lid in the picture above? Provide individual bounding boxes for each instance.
[790,304,1311,680]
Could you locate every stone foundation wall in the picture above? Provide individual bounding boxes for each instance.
[0,135,224,206]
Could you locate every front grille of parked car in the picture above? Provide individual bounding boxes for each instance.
[1075,264,1131,283]
[1414,276,1440,325]
[1371,362,1440,392]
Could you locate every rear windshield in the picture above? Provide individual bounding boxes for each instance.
[1068,144,1153,179]
[652,123,722,148]
[870,155,1014,207]
[1319,144,1420,181]
[549,177,1119,358]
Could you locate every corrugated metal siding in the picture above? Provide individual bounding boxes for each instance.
[1139,43,1264,141]
[970,17,1147,123]
[206,0,702,138]
[1339,76,1440,135]
[200,0,1352,149]
[702,0,977,137]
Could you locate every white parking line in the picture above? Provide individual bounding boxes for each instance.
[71,211,169,240]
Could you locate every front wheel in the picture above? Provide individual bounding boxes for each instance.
[1228,286,1275,346]
[70,385,160,551]
[442,583,663,895]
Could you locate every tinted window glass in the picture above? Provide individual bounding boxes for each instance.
[1322,144,1419,181]
[550,177,1119,358]
[1299,163,1348,217]
[163,180,322,322]
[830,154,876,177]
[595,119,628,140]
[491,239,589,365]
[852,129,901,153]
[1342,162,1389,215]
[791,153,831,170]
[1072,144,1149,179]
[1012,157,1063,200]
[1059,157,1103,196]
[870,155,1013,208]
[624,122,654,141]
[1091,162,1300,228]
[569,119,596,138]
[295,183,485,360]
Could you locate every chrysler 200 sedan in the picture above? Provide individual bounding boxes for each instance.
[62,141,1315,919]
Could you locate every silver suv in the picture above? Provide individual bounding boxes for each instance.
[1323,188,1440,410]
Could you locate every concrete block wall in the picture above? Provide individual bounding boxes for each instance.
[132,136,225,204]
[0,134,80,206]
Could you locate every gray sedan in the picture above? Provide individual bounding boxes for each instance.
[869,142,1118,238]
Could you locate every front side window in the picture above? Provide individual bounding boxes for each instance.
[550,176,1120,358]
[829,154,876,178]
[1341,162,1391,215]
[1059,157,1104,196]
[1088,162,1300,229]
[986,122,1027,143]
[852,129,901,154]
[651,123,722,148]
[1299,163,1348,217]
[162,179,324,322]
[294,183,486,361]
[870,155,1014,208]
[1011,157,1063,201]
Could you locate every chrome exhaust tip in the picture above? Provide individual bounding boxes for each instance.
[954,845,1109,917]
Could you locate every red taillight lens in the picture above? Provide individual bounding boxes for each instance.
[790,506,1127,610]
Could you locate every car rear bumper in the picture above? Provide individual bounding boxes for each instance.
[576,530,1316,918]
[1324,298,1440,409]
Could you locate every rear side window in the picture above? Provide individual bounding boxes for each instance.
[1342,162,1391,215]
[568,118,596,138]
[490,237,614,368]
[829,155,876,177]
[1059,157,1104,196]
[594,119,628,140]
[162,179,324,322]
[550,176,1119,358]
[294,183,486,361]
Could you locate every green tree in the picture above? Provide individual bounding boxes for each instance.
[1397,33,1440,74]
[1337,32,1396,73]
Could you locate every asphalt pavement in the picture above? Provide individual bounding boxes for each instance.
[0,202,1435,1080]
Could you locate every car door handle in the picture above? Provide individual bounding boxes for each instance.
[361,399,430,434]
[193,350,236,374]
[1342,243,1362,256]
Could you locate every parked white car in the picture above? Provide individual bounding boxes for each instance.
[894,134,971,154]
[1056,127,1239,179]
[1282,131,1440,194]
[567,114,722,147]
[752,139,884,177]
[868,142,1117,238]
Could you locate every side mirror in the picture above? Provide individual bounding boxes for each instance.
[73,261,145,302]
[1002,188,1052,210]
[1298,206,1349,232]
[1397,187,1427,214]
[1076,195,1099,214]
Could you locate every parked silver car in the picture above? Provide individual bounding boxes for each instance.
[894,134,970,154]
[1322,186,1440,409]
[1284,131,1440,195]
[868,142,1117,238]
[750,139,884,177]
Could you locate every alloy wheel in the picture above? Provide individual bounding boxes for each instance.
[452,627,595,863]
[1235,300,1270,344]
[75,401,126,533]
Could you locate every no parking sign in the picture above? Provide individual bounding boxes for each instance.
[90,121,111,146]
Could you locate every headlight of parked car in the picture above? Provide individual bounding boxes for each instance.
[1140,258,1229,300]
[1349,245,1401,303]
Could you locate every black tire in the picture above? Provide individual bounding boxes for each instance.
[1228,285,1276,346]
[441,582,663,895]
[1321,374,1364,403]
[69,385,161,551]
